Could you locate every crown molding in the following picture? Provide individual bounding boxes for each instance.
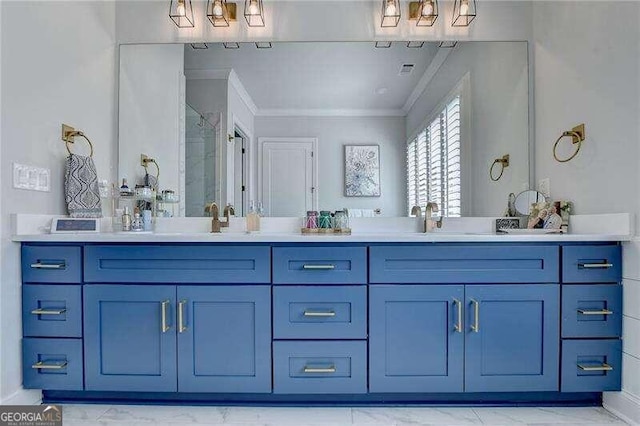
[402,47,453,114]
[256,108,406,117]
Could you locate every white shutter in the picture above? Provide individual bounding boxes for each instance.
[406,95,462,217]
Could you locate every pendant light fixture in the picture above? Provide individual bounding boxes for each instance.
[169,0,195,28]
[244,0,265,27]
[207,0,235,27]
[410,0,438,27]
[381,0,401,27]
[452,0,476,27]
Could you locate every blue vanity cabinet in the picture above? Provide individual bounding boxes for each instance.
[369,285,465,393]
[177,286,272,393]
[464,284,560,392]
[84,285,178,392]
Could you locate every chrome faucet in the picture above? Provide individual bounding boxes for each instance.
[411,203,443,233]
[205,202,234,233]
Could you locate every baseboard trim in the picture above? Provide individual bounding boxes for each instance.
[604,390,640,425]
[0,389,42,406]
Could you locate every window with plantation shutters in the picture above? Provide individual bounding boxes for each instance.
[407,95,461,217]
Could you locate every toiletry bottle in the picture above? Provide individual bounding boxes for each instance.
[120,178,133,197]
[246,200,259,232]
[122,206,132,231]
[131,207,144,232]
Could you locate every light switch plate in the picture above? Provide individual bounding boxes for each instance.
[13,163,50,192]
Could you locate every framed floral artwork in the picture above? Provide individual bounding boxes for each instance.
[344,144,380,197]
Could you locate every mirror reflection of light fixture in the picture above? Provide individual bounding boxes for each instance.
[207,0,237,27]
[244,0,265,27]
[169,0,195,28]
[407,41,425,48]
[381,0,401,27]
[409,0,438,27]
[375,41,393,48]
[224,42,241,49]
[191,43,209,50]
[438,41,457,48]
[452,0,476,27]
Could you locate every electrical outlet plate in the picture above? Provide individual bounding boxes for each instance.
[538,178,550,198]
[13,163,50,192]
[140,154,150,166]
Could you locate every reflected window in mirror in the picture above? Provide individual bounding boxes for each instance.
[407,91,462,217]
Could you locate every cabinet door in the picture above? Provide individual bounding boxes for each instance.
[84,285,177,391]
[177,286,272,393]
[369,285,464,393]
[465,284,559,392]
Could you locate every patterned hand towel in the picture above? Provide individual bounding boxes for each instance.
[65,154,102,218]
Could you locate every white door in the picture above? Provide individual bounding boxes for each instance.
[259,138,317,217]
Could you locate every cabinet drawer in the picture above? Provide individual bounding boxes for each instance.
[273,247,367,284]
[84,245,270,283]
[23,338,83,390]
[23,285,82,338]
[562,285,622,338]
[369,245,559,283]
[273,286,367,339]
[562,245,621,283]
[22,246,82,284]
[273,341,367,394]
[561,339,621,392]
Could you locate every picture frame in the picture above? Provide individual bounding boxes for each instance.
[344,144,381,197]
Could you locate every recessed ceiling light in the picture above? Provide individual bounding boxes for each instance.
[438,41,458,48]
[223,42,240,49]
[375,41,392,49]
[375,87,389,95]
[190,43,209,50]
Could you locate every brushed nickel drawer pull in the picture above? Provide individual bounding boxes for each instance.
[31,308,67,315]
[470,299,479,333]
[578,263,614,269]
[30,262,66,270]
[303,365,336,374]
[178,300,187,333]
[453,299,462,333]
[303,310,336,317]
[32,361,68,370]
[161,300,171,333]
[302,264,336,270]
[578,363,613,372]
[577,309,613,315]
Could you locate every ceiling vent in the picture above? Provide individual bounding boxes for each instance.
[399,63,415,76]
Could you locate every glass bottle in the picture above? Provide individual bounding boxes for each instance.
[246,200,260,232]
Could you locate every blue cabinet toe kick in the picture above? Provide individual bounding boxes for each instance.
[42,390,603,406]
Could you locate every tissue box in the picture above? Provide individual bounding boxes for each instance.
[495,218,521,231]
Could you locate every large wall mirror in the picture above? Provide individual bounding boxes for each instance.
[118,41,530,218]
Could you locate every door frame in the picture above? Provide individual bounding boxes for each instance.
[230,114,253,213]
[257,137,319,214]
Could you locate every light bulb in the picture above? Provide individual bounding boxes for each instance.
[385,1,397,16]
[177,0,186,16]
[460,0,469,15]
[212,1,223,17]
[249,0,259,15]
[422,1,434,16]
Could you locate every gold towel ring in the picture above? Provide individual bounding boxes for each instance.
[65,132,94,157]
[553,124,585,163]
[62,124,94,157]
[490,154,510,181]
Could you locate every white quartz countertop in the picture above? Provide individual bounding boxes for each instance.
[12,213,633,243]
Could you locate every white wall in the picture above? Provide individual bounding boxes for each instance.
[532,2,640,423]
[254,116,406,216]
[119,44,185,200]
[407,42,529,216]
[0,1,116,403]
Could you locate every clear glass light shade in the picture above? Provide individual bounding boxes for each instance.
[244,0,265,27]
[452,0,477,27]
[416,0,438,26]
[381,0,401,27]
[207,0,230,27]
[169,0,195,28]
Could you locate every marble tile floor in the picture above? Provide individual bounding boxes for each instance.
[60,404,630,426]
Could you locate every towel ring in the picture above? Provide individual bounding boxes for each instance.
[553,124,585,163]
[62,124,94,157]
[489,154,510,181]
